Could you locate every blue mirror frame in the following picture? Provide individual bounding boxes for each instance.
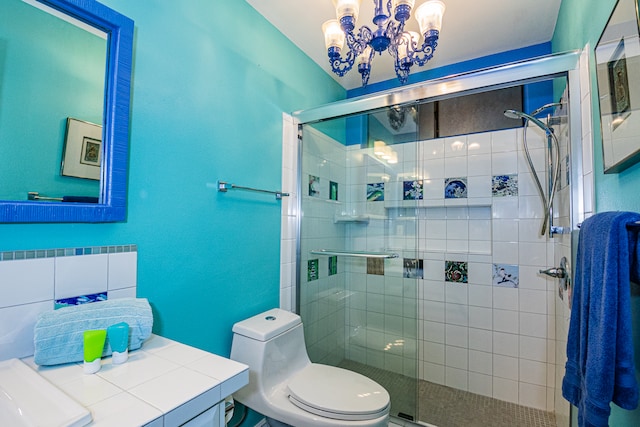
[0,0,133,223]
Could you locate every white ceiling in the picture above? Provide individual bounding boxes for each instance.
[246,0,563,90]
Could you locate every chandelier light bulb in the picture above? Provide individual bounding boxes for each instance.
[333,0,361,21]
[322,19,345,50]
[392,0,416,21]
[415,0,446,36]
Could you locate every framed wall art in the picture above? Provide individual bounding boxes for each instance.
[61,117,102,180]
[595,0,640,173]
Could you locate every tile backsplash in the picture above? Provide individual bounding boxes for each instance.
[0,245,137,361]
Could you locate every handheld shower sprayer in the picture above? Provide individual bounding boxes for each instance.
[503,104,562,237]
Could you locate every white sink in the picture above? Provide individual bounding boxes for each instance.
[0,358,92,427]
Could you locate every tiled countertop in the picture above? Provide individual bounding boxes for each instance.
[21,334,249,427]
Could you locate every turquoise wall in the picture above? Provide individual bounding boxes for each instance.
[553,0,640,425]
[0,0,344,361]
[554,0,640,213]
[0,0,103,200]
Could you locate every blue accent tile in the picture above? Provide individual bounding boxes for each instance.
[367,183,385,201]
[403,181,424,200]
[492,174,518,197]
[445,261,468,283]
[55,292,108,309]
[403,258,424,279]
[309,175,320,197]
[445,178,468,199]
[308,259,319,281]
[493,264,519,288]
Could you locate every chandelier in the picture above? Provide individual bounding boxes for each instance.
[322,0,446,87]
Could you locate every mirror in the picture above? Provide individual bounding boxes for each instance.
[0,0,133,222]
[595,0,640,173]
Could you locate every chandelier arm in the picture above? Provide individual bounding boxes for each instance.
[349,26,374,50]
[328,26,373,78]
[328,49,357,77]
[411,34,440,67]
[393,39,412,84]
[395,66,410,84]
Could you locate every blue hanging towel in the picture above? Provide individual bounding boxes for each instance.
[562,211,640,427]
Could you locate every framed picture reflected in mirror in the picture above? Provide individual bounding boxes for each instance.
[595,0,640,173]
[61,117,102,180]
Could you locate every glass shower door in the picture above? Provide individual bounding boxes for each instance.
[298,106,421,422]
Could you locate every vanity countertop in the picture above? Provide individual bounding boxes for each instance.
[21,334,249,427]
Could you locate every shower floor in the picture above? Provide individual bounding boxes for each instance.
[338,360,556,427]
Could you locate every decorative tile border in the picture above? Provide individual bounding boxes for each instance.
[0,244,137,262]
[493,263,519,288]
[445,260,468,283]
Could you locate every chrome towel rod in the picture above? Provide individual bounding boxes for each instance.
[217,180,289,200]
[310,249,399,259]
[28,192,62,202]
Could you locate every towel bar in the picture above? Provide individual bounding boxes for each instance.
[310,249,399,259]
[28,192,99,203]
[627,221,640,231]
[217,180,289,200]
[577,220,640,230]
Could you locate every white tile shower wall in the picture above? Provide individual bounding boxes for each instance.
[433,129,553,409]
[343,127,555,411]
[280,113,299,311]
[298,125,348,365]
[0,247,138,361]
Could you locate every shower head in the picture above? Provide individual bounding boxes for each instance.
[503,109,524,120]
[503,109,553,135]
[530,102,562,117]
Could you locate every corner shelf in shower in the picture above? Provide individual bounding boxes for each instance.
[334,214,370,224]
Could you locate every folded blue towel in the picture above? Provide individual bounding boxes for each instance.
[562,211,640,427]
[33,297,153,366]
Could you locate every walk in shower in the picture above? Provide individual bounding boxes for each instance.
[289,52,584,427]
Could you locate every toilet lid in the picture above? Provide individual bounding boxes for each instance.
[287,364,390,421]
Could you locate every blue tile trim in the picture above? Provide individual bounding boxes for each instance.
[55,292,108,309]
[0,244,137,261]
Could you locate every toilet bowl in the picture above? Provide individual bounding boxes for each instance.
[230,308,390,427]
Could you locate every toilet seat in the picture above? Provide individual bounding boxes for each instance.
[287,364,390,421]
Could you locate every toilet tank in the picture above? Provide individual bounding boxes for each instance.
[231,308,311,394]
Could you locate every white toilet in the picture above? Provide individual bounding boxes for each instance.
[230,308,390,427]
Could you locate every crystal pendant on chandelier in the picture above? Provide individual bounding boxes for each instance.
[322,0,446,87]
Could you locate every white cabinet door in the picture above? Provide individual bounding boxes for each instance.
[181,403,223,427]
